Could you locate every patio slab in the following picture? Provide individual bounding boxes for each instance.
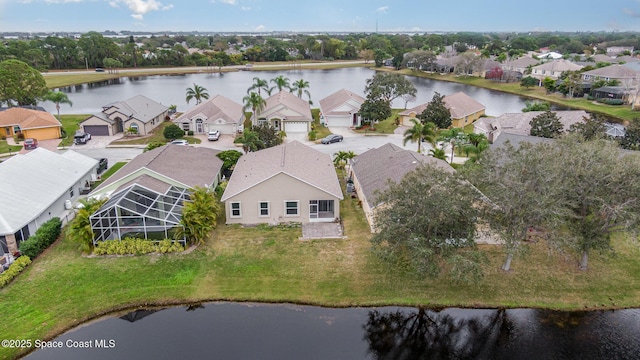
[301,222,345,240]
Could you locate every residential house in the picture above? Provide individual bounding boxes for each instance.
[537,51,563,60]
[531,60,583,82]
[473,110,588,143]
[256,91,312,133]
[79,95,169,136]
[0,107,62,140]
[0,148,98,253]
[348,143,453,232]
[581,64,640,83]
[500,57,539,76]
[174,94,244,135]
[607,46,634,57]
[399,92,486,128]
[89,145,223,244]
[318,89,365,127]
[221,141,343,225]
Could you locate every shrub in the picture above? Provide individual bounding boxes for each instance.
[16,132,25,141]
[18,218,62,259]
[144,141,165,152]
[163,124,185,140]
[93,238,185,256]
[308,130,317,141]
[187,130,194,136]
[0,256,31,288]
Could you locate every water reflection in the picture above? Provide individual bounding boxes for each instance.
[26,303,640,360]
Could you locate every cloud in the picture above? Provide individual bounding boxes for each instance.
[254,24,265,31]
[624,8,640,17]
[376,6,388,14]
[241,6,250,11]
[109,0,173,19]
[211,0,237,4]
[44,0,83,3]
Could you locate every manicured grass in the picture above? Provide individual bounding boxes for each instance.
[311,108,332,140]
[111,121,201,146]
[354,110,401,134]
[2,169,640,359]
[59,114,90,147]
[90,162,126,190]
[0,140,23,155]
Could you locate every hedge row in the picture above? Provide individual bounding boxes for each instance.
[596,98,625,105]
[18,218,62,259]
[93,238,185,256]
[0,256,32,288]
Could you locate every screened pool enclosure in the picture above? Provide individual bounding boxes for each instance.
[90,184,191,245]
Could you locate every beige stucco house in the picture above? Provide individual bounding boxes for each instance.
[174,94,244,135]
[318,89,365,127]
[257,91,312,133]
[80,95,169,136]
[349,143,453,232]
[399,92,485,128]
[530,59,583,82]
[221,141,343,225]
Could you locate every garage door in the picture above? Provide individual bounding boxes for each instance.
[83,125,110,136]
[284,121,309,133]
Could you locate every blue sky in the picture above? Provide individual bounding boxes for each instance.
[1,0,640,33]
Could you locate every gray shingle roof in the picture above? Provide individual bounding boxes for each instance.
[262,91,312,121]
[221,141,343,201]
[476,111,588,140]
[319,89,365,116]
[350,143,453,209]
[93,145,222,195]
[443,92,485,119]
[582,64,640,79]
[175,94,243,125]
[532,59,583,72]
[102,95,168,124]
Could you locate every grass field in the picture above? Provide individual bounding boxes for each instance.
[1,173,640,359]
[111,121,201,146]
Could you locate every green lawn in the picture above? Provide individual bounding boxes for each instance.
[311,108,332,140]
[2,169,640,359]
[59,114,90,147]
[112,121,201,145]
[354,110,401,134]
[0,140,23,155]
[90,162,127,190]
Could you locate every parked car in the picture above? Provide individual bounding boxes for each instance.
[171,139,189,146]
[208,130,220,141]
[23,138,38,150]
[97,158,108,174]
[321,134,343,144]
[95,68,105,72]
[74,131,91,145]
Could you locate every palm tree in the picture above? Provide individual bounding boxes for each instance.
[291,78,311,102]
[270,75,291,93]
[438,128,467,163]
[178,186,220,245]
[429,148,447,160]
[233,130,263,153]
[402,119,436,154]
[185,83,209,105]
[242,91,267,125]
[333,150,356,170]
[42,90,72,121]
[66,198,106,253]
[247,77,271,97]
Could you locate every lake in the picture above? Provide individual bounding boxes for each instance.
[44,67,534,116]
[26,303,640,360]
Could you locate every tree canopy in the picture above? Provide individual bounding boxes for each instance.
[364,72,417,104]
[0,59,49,106]
[417,92,451,129]
[529,111,564,138]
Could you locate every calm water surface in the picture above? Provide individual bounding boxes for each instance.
[44,68,534,116]
[27,303,640,360]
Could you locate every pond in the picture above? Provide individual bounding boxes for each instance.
[43,68,540,116]
[27,303,640,360]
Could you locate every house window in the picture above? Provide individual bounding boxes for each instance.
[230,202,241,218]
[258,201,270,217]
[69,187,74,198]
[285,201,299,216]
[13,125,20,134]
[130,123,139,134]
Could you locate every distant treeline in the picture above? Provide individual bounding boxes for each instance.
[1,31,639,70]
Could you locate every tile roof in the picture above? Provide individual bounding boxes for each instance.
[0,148,97,234]
[319,89,365,116]
[221,141,343,201]
[175,94,243,125]
[262,91,312,121]
[443,92,485,119]
[399,103,427,116]
[502,57,539,68]
[0,107,61,130]
[93,145,222,195]
[350,143,453,209]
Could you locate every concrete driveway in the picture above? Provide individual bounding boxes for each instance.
[327,127,359,138]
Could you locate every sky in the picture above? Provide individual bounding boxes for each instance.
[1,0,640,33]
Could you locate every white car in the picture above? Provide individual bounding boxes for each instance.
[207,130,220,141]
[170,139,189,146]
